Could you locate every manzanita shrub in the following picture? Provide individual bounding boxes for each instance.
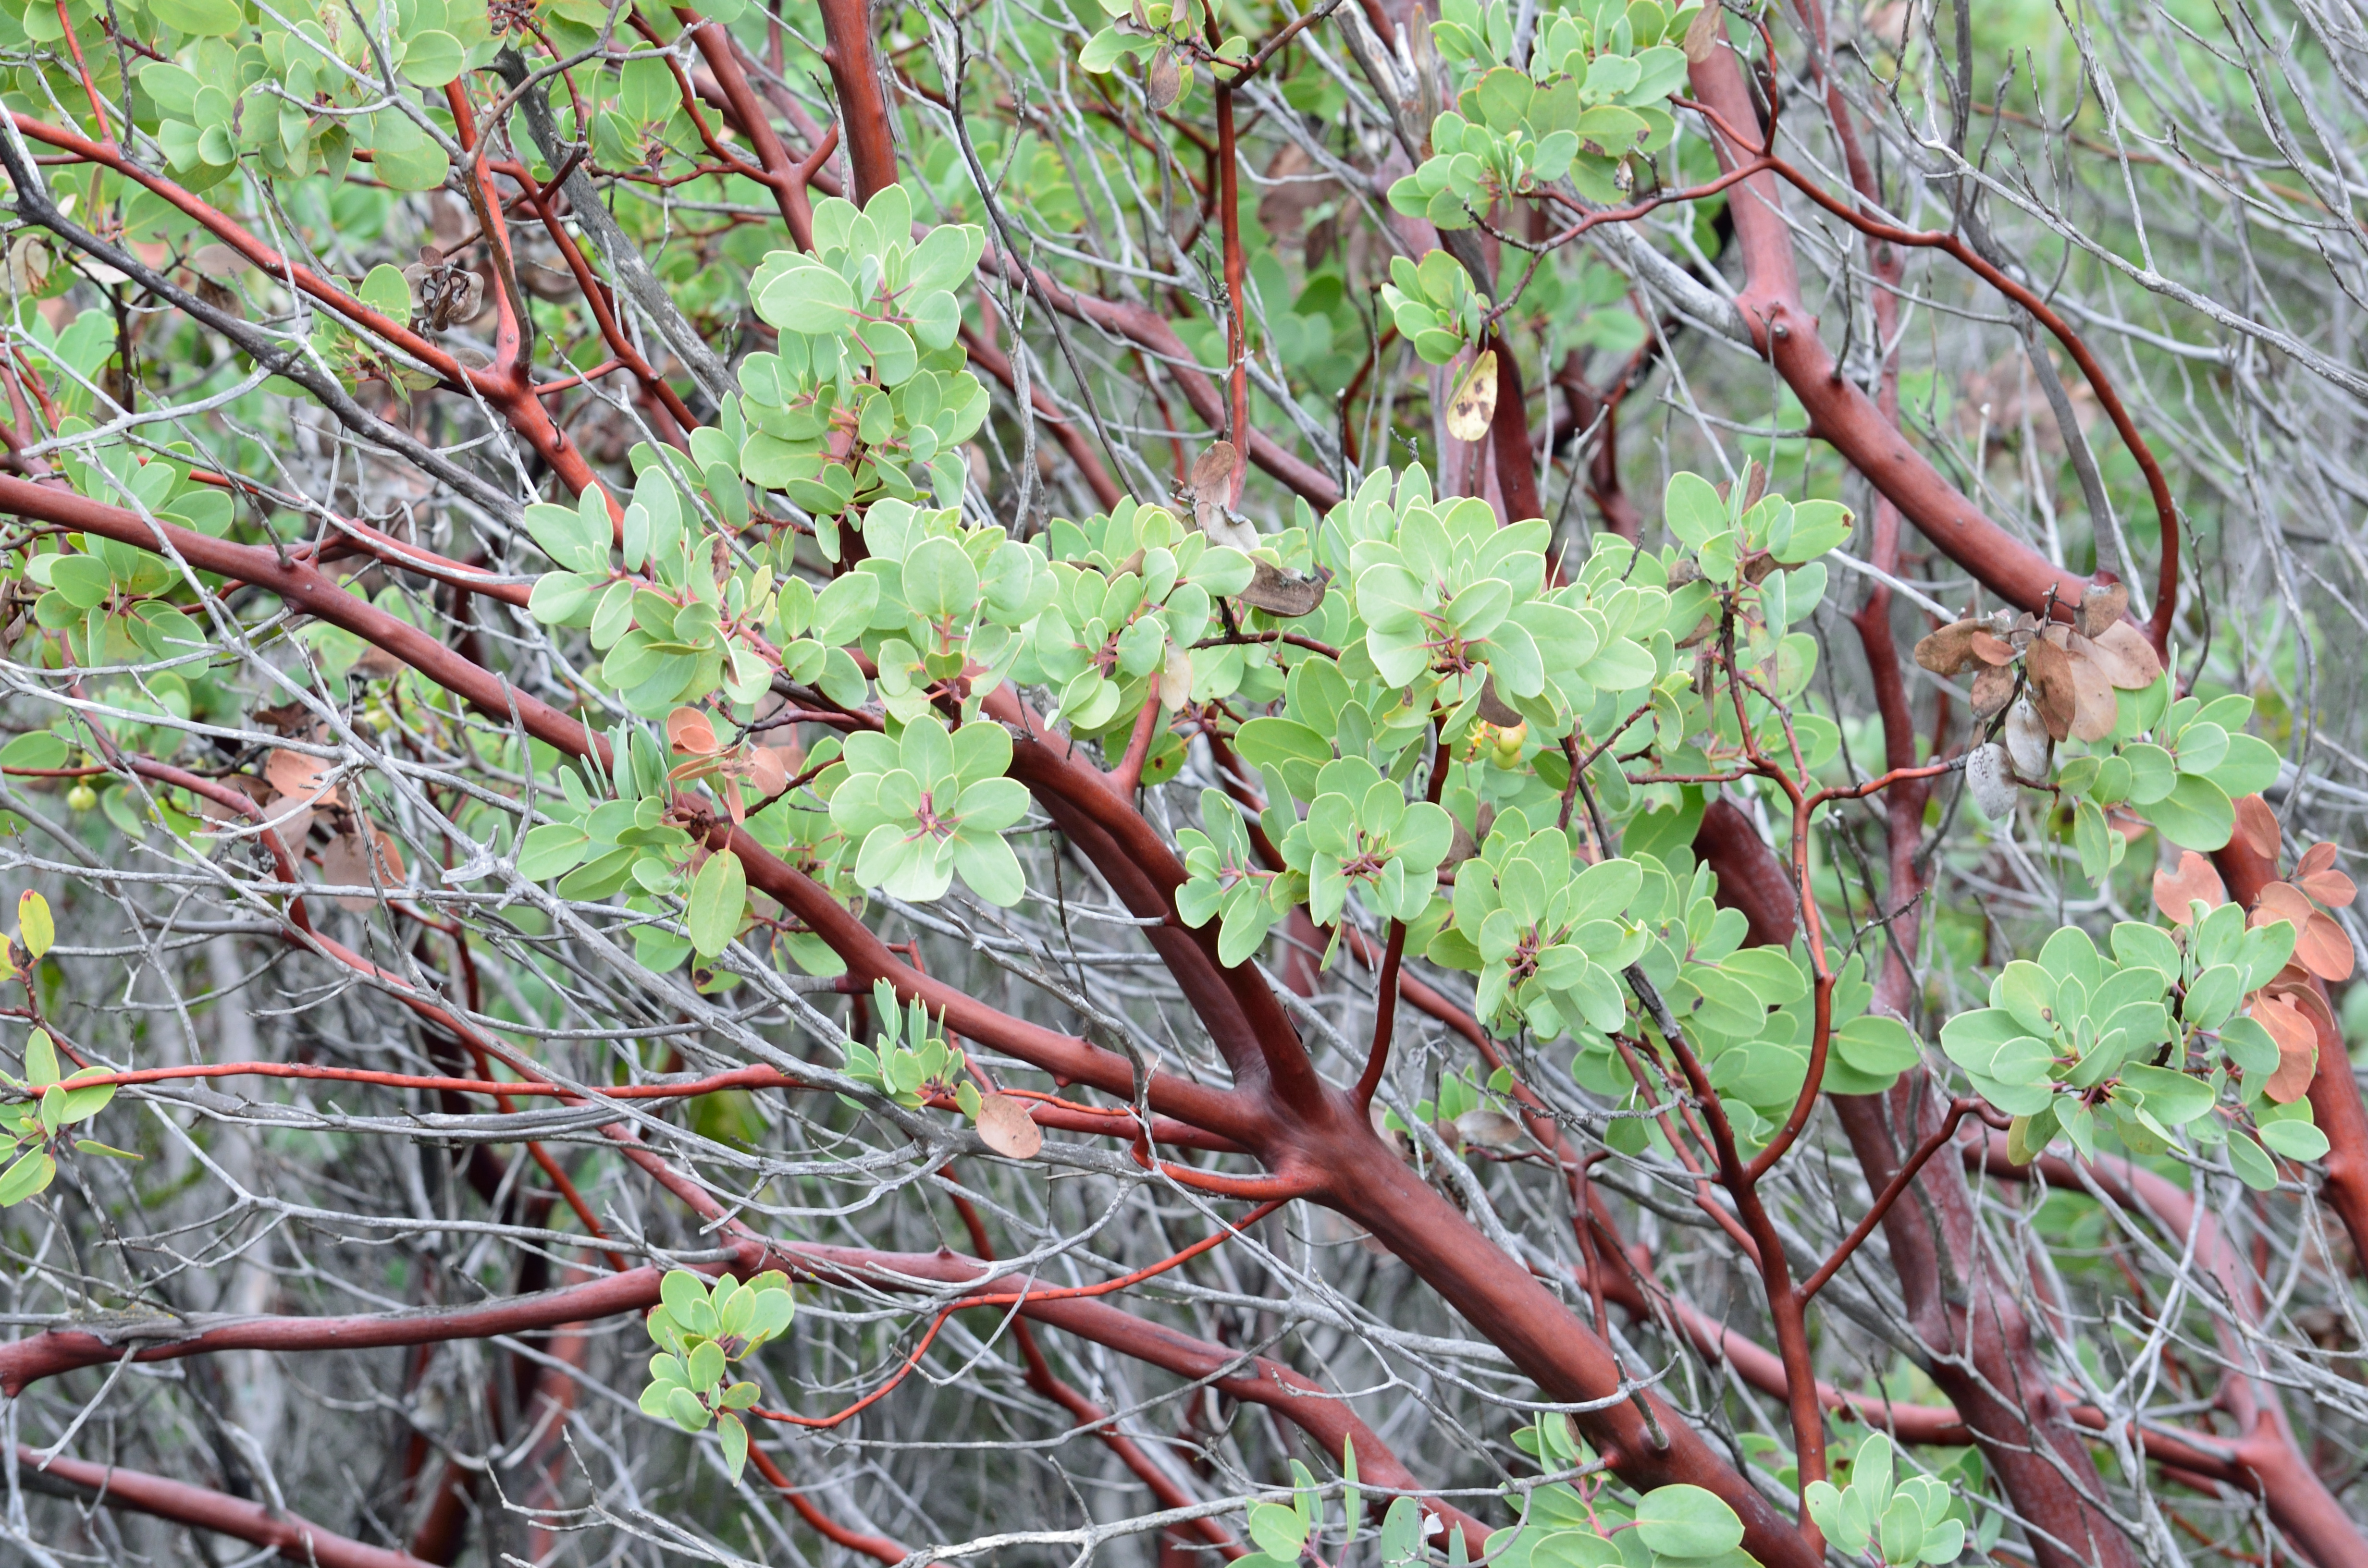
[0,0,2360,1566]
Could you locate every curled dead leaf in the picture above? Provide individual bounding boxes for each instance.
[2022,634,2077,742]
[1145,44,1182,110]
[1969,663,2017,720]
[2233,794,2281,862]
[1966,742,2016,818]
[1913,619,1982,676]
[1182,442,1259,553]
[1453,1108,1525,1149]
[667,706,719,756]
[1156,639,1194,710]
[2153,851,2227,925]
[1444,350,1499,442]
[1477,673,1523,728]
[1236,559,1325,617]
[2003,697,2050,778]
[973,1092,1043,1159]
[2075,580,2130,638]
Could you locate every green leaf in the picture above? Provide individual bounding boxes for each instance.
[687,849,747,958]
[25,1029,58,1088]
[518,823,592,880]
[2257,1115,2331,1161]
[359,264,413,322]
[148,0,245,36]
[2228,1129,2280,1190]
[758,262,856,333]
[2146,773,2233,851]
[2118,1063,2212,1126]
[368,111,452,192]
[400,29,468,86]
[0,732,68,772]
[522,500,608,574]
[1248,1503,1309,1558]
[717,1409,749,1481]
[0,1147,53,1205]
[1631,1484,1743,1559]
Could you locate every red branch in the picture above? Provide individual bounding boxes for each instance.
[23,1444,427,1568]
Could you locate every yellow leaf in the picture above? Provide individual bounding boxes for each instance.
[1444,349,1498,442]
[17,891,50,962]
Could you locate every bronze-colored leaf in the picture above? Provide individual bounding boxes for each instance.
[1969,663,2017,719]
[2079,621,2164,691]
[1444,349,1498,442]
[2022,634,2076,741]
[1145,45,1182,111]
[2153,850,2227,925]
[1913,619,1982,675]
[2299,910,2355,981]
[2253,880,2317,931]
[265,747,339,806]
[2233,794,2280,862]
[1970,631,2016,665]
[2296,842,2356,909]
[667,706,719,756]
[2254,993,2319,1104]
[1236,559,1325,617]
[973,1092,1043,1159]
[2075,580,2129,638]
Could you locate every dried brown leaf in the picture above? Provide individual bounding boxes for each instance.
[2075,580,2129,638]
[2084,621,2164,690]
[1236,559,1325,617]
[265,748,336,805]
[1970,631,2016,665]
[1913,619,1982,676]
[1683,0,1724,60]
[1145,45,1182,111]
[2061,646,2117,742]
[1477,673,1523,727]
[973,1093,1043,1159]
[2022,635,2077,741]
[1454,1108,1526,1149]
[1969,663,2017,719]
